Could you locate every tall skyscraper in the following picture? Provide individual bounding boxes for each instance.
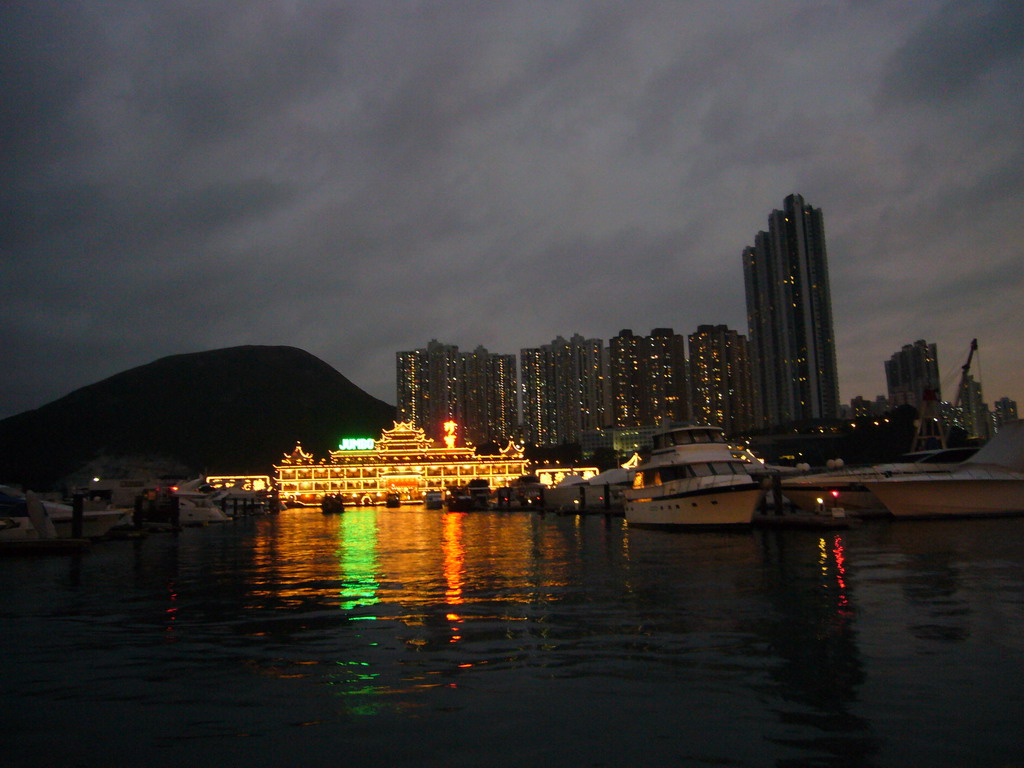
[688,324,755,434]
[520,334,607,445]
[478,350,518,444]
[519,346,551,445]
[885,340,940,409]
[957,374,992,441]
[642,328,690,425]
[743,193,840,428]
[396,347,429,429]
[397,340,517,444]
[608,330,643,428]
[397,339,458,440]
[608,328,690,428]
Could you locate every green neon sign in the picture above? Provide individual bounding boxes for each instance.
[339,438,375,450]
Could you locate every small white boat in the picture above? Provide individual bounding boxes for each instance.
[44,501,130,539]
[542,475,589,512]
[624,424,764,528]
[209,485,270,517]
[174,479,231,525]
[0,491,88,551]
[1,486,128,539]
[863,420,1024,518]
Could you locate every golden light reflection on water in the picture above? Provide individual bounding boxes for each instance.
[238,506,620,712]
[237,507,635,711]
[442,511,465,642]
[244,507,595,617]
[220,512,872,727]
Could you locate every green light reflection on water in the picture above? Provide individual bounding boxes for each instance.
[326,660,384,713]
[336,509,380,613]
[329,512,386,712]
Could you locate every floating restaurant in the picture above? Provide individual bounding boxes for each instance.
[274,421,530,506]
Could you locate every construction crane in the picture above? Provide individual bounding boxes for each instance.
[952,338,979,412]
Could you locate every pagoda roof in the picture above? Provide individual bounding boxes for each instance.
[280,442,315,465]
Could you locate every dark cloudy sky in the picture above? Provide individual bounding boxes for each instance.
[3,0,1023,420]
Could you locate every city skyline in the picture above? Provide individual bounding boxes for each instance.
[4,2,1023,420]
[398,326,1015,446]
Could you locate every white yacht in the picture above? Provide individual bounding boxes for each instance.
[862,420,1024,518]
[624,425,764,528]
[174,479,231,525]
[781,447,978,515]
[43,500,130,538]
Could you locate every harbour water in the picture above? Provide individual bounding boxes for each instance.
[4,507,1024,767]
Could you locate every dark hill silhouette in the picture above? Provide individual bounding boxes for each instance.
[0,345,395,491]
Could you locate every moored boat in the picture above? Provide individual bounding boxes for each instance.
[45,501,130,539]
[781,446,978,516]
[1,490,48,541]
[445,492,474,512]
[321,494,345,514]
[862,420,1024,518]
[172,479,231,525]
[624,424,764,528]
[864,470,1024,518]
[1,491,91,553]
[1,486,127,539]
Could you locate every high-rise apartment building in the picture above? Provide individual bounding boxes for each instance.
[994,397,1019,430]
[396,347,429,430]
[397,339,458,440]
[885,340,940,409]
[455,346,517,446]
[480,350,518,444]
[519,347,550,445]
[396,340,517,444]
[608,330,643,428]
[608,328,689,428]
[957,374,992,441]
[743,193,840,428]
[520,334,607,445]
[688,324,755,434]
[643,328,690,425]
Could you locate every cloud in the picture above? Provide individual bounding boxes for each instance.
[2,0,1023,421]
[878,0,1024,108]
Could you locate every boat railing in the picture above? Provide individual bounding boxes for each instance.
[870,465,1023,482]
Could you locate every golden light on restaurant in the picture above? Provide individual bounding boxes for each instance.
[274,421,528,506]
